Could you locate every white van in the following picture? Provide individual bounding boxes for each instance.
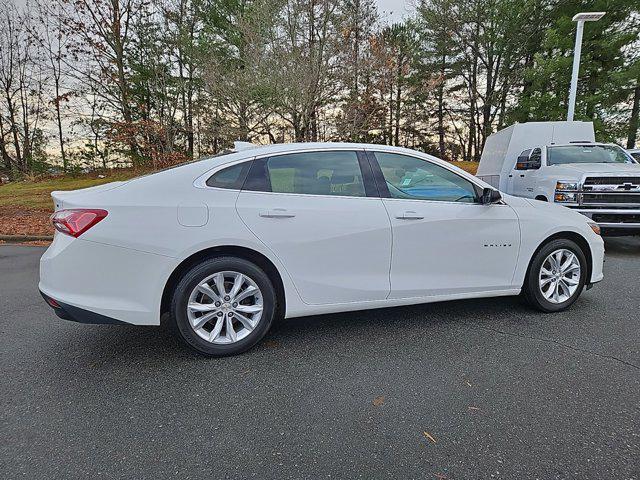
[477,121,640,233]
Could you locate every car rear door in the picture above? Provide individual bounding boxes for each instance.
[368,150,520,299]
[235,149,392,305]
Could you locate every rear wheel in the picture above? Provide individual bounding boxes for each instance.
[170,257,276,356]
[523,239,587,312]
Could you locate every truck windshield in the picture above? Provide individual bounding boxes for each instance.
[547,145,636,165]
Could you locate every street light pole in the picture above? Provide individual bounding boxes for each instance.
[567,12,606,122]
[567,21,584,121]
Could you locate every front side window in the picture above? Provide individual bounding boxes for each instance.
[244,151,366,197]
[375,152,478,203]
[547,145,636,165]
[529,148,542,163]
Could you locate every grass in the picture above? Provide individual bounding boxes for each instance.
[0,170,142,210]
[448,161,478,175]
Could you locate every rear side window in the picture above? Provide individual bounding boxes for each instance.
[206,162,251,189]
[243,151,366,197]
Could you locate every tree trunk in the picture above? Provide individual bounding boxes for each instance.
[238,100,250,141]
[186,65,194,156]
[387,85,393,145]
[437,53,446,159]
[4,86,22,170]
[54,79,67,172]
[0,117,13,171]
[111,0,137,160]
[481,50,494,154]
[394,59,402,146]
[627,83,640,149]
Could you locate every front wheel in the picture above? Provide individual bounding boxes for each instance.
[170,257,276,356]
[523,239,588,312]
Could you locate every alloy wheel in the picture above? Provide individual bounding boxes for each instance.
[186,271,263,344]
[538,248,581,304]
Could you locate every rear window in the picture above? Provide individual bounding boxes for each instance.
[206,162,251,189]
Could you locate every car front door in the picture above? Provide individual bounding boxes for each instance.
[369,151,521,299]
[235,150,392,305]
[511,148,541,198]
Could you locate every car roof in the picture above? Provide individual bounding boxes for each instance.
[225,141,412,157]
[196,142,434,170]
[547,142,615,148]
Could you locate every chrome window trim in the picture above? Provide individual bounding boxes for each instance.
[193,145,496,204]
[194,147,368,194]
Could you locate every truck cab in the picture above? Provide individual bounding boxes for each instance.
[478,122,640,234]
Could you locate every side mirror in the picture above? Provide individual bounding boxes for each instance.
[481,187,502,205]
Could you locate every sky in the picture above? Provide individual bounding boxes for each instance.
[12,0,414,22]
[375,0,414,24]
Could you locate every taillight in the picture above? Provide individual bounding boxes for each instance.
[51,209,108,237]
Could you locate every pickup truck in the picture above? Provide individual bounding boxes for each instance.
[477,122,640,234]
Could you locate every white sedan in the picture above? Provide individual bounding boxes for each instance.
[40,143,605,356]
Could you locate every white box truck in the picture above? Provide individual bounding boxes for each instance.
[477,121,640,234]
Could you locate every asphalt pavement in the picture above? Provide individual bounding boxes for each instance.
[1,239,639,479]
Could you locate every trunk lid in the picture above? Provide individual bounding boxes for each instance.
[51,181,127,211]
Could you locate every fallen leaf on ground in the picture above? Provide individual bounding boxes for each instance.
[264,340,280,348]
[372,395,384,407]
[0,207,53,236]
[423,431,437,444]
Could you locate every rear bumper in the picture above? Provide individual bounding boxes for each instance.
[39,234,177,326]
[40,291,126,324]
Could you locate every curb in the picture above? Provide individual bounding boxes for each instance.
[0,235,53,243]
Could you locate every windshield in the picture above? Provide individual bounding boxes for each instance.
[547,145,636,165]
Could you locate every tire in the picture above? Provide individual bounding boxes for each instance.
[522,239,588,313]
[170,256,276,356]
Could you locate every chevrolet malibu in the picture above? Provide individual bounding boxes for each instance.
[39,143,605,356]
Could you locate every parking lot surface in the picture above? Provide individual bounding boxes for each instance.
[1,239,639,479]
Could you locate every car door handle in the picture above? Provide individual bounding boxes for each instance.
[396,211,424,220]
[259,209,296,218]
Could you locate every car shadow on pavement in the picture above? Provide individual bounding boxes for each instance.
[47,293,566,374]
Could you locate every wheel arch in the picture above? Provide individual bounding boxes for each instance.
[160,245,286,321]
[535,195,548,202]
[524,231,593,286]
